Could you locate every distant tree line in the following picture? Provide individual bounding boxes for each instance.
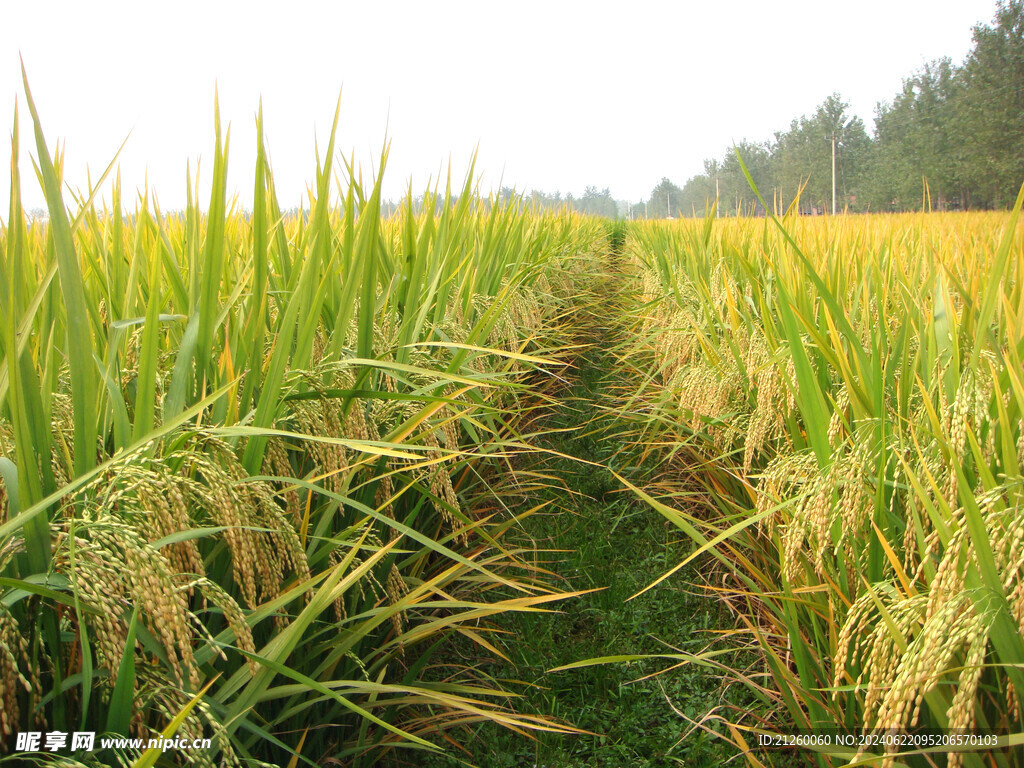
[522,186,619,218]
[375,2,1019,222]
[375,186,620,218]
[638,0,1024,217]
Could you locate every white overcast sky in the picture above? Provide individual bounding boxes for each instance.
[0,0,998,213]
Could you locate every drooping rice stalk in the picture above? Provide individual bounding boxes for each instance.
[616,192,1024,765]
[0,74,605,766]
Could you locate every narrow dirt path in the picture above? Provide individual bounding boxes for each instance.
[425,252,751,768]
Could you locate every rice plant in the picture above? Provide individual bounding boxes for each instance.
[615,195,1024,765]
[0,73,606,766]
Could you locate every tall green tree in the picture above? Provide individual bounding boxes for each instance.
[579,186,619,218]
[721,141,773,215]
[869,58,964,210]
[648,177,685,218]
[768,95,869,213]
[959,0,1024,207]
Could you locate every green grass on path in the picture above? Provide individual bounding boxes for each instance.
[417,264,761,767]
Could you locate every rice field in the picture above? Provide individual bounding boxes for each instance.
[2,79,1023,767]
[0,83,606,767]
[618,203,1024,766]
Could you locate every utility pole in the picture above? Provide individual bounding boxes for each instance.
[831,132,837,215]
[715,175,720,218]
